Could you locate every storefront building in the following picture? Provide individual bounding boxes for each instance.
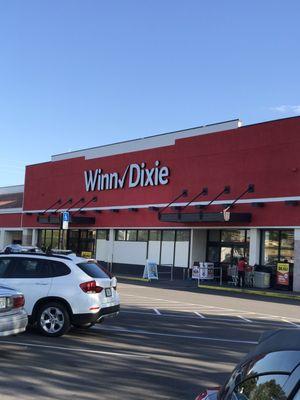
[1,116,300,291]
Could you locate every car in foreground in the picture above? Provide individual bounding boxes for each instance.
[0,252,120,337]
[0,285,27,337]
[195,329,300,400]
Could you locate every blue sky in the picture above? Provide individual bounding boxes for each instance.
[0,0,299,186]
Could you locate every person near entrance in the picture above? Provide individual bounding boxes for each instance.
[237,257,247,287]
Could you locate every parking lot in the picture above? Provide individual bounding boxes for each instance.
[0,281,299,400]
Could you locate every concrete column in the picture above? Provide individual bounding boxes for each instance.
[22,229,32,246]
[0,230,5,250]
[249,229,261,266]
[31,229,38,246]
[293,229,300,292]
[108,228,115,264]
[190,229,207,264]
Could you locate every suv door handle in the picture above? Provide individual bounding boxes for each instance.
[35,282,48,286]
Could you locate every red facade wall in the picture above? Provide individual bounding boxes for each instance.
[22,117,300,228]
[0,213,22,228]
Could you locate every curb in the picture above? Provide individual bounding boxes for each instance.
[118,276,150,282]
[198,284,300,301]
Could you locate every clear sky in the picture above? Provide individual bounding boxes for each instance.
[0,0,299,186]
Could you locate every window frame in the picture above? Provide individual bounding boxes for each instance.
[97,229,110,240]
[260,229,294,266]
[126,230,138,241]
[137,230,149,242]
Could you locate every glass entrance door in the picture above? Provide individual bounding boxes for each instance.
[67,230,96,257]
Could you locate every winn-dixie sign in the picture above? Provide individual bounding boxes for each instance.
[84,161,170,192]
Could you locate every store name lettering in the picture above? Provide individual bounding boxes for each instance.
[84,161,170,192]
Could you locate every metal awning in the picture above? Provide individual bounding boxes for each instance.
[159,211,252,223]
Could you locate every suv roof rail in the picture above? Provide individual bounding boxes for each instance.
[0,251,73,261]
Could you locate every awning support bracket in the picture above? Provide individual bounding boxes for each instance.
[223,184,255,212]
[158,189,188,217]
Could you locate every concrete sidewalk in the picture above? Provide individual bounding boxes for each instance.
[116,274,300,301]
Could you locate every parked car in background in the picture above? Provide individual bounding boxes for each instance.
[2,244,42,254]
[0,252,120,337]
[0,285,27,337]
[195,329,300,400]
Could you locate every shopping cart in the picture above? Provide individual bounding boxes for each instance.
[227,265,238,286]
[245,265,255,288]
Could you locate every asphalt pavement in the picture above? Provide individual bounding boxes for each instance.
[0,281,299,400]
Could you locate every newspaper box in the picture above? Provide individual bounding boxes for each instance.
[199,262,214,280]
[192,262,200,279]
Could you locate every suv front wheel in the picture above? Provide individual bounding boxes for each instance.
[36,302,71,337]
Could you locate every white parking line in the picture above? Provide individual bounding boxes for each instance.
[122,310,238,322]
[154,308,162,315]
[194,312,205,319]
[95,326,258,345]
[121,294,300,324]
[120,309,293,327]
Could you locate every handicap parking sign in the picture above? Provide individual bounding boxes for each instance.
[61,211,70,229]
[62,211,70,222]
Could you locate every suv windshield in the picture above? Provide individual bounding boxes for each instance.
[77,262,110,279]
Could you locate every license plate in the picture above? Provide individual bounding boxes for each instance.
[0,297,6,309]
[105,288,112,297]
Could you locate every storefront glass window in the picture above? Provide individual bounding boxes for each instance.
[80,230,88,239]
[206,229,249,266]
[126,230,137,241]
[280,248,294,263]
[208,230,220,242]
[281,231,294,249]
[69,230,79,239]
[52,230,60,249]
[137,230,148,242]
[261,230,294,266]
[162,230,175,241]
[116,230,126,241]
[149,230,161,241]
[45,230,53,248]
[207,246,220,263]
[97,230,109,240]
[221,230,247,243]
[220,247,232,263]
[176,230,190,242]
[87,230,96,239]
[232,246,248,264]
[246,230,250,242]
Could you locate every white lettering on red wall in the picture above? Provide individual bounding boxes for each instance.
[84,161,170,192]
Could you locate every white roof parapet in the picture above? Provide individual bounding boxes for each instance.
[52,119,241,162]
[0,185,24,194]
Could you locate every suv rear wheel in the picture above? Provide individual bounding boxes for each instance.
[36,302,71,337]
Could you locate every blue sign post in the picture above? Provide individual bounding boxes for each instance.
[61,211,70,230]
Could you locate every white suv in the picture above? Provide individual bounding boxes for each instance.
[0,253,120,337]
